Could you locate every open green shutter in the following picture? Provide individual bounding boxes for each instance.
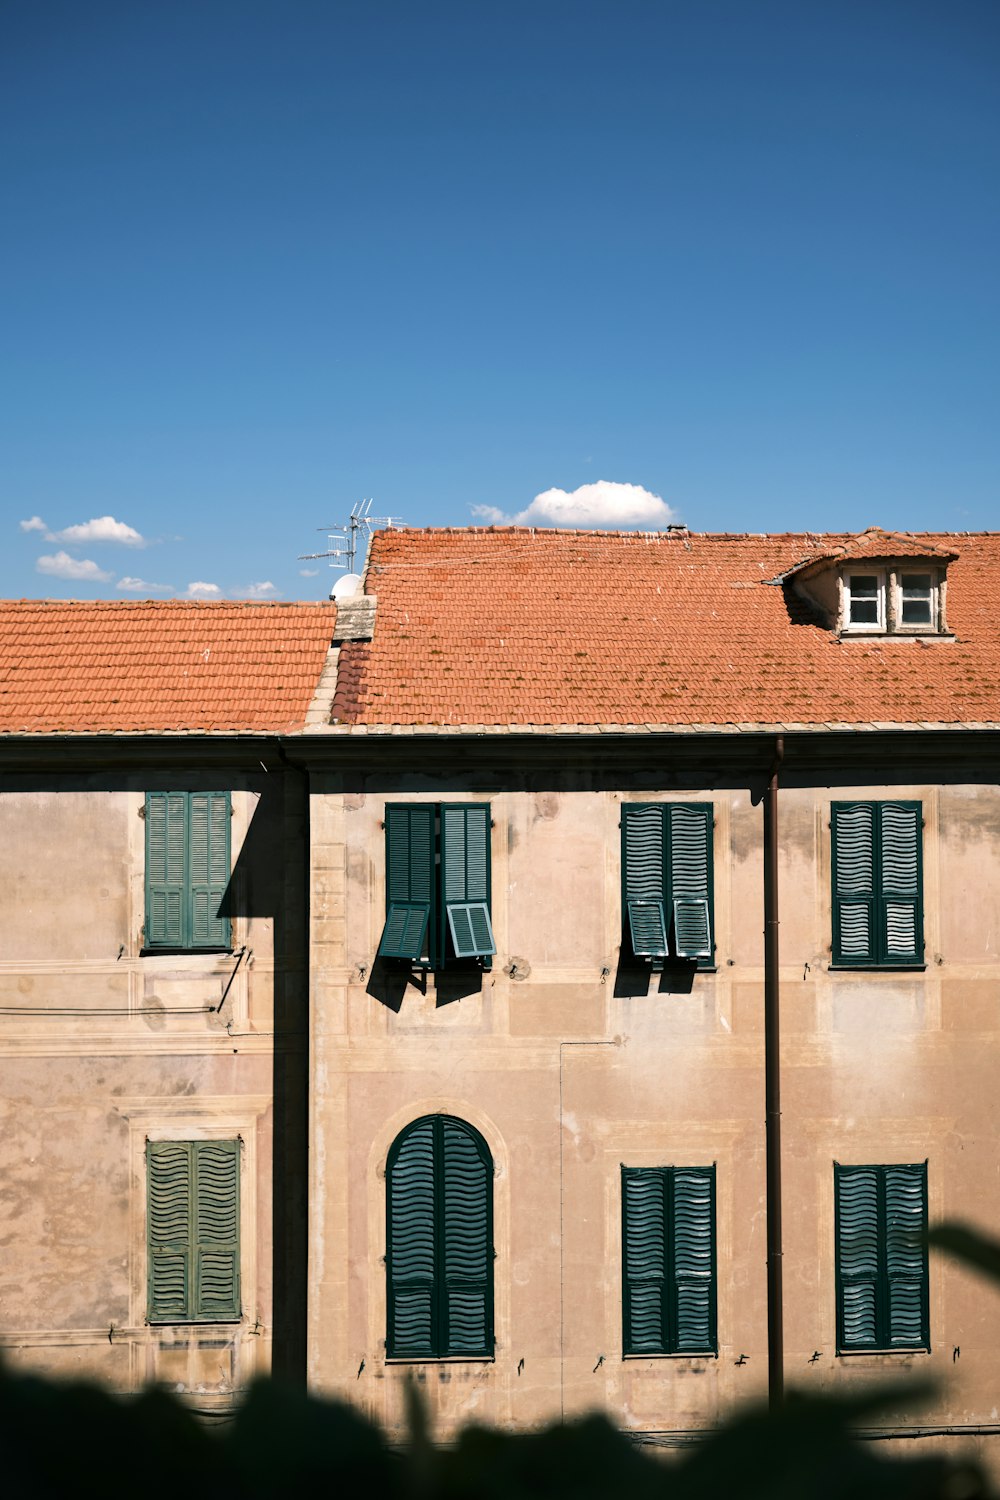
[193,1141,240,1320]
[668,805,714,960]
[884,1164,928,1348]
[441,1117,493,1356]
[880,804,922,963]
[148,1142,192,1321]
[622,1169,667,1353]
[387,1118,437,1356]
[145,793,187,948]
[188,793,231,948]
[832,804,876,964]
[622,806,668,957]
[380,806,434,960]
[671,1167,716,1352]
[835,1165,880,1350]
[441,805,495,958]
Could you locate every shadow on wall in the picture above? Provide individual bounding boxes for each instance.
[222,774,309,1385]
[366,958,484,1012]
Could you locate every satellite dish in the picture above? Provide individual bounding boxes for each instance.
[332,572,362,601]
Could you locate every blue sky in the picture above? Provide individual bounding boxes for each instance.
[2,0,998,600]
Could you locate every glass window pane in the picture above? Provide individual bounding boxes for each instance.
[848,575,881,626]
[900,574,932,625]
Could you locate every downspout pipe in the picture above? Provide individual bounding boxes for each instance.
[764,735,784,1413]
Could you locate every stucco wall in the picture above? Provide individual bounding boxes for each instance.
[0,770,307,1408]
[308,771,1000,1452]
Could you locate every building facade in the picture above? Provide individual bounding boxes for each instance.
[2,530,1000,1469]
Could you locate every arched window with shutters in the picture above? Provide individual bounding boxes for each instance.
[386,1115,495,1359]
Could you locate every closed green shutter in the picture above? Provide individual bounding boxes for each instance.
[147,1141,192,1321]
[884,1165,928,1347]
[386,1115,494,1359]
[835,1165,879,1348]
[188,793,231,949]
[622,1169,667,1353]
[379,805,435,960]
[148,1141,240,1323]
[193,1140,241,1320]
[880,804,922,963]
[146,791,231,950]
[145,793,187,948]
[622,805,668,957]
[832,803,876,963]
[835,1163,928,1351]
[622,1165,716,1355]
[387,1117,437,1357]
[667,805,714,960]
[441,1116,493,1355]
[441,805,495,959]
[832,802,922,966]
[672,1168,715,1350]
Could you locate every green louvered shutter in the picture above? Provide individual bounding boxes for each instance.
[833,802,922,966]
[387,1117,437,1356]
[622,1166,716,1354]
[622,805,668,957]
[668,805,714,961]
[193,1141,241,1320]
[832,803,877,964]
[884,1164,928,1347]
[835,1163,928,1351]
[188,793,231,948]
[380,805,435,961]
[441,805,495,959]
[148,1142,192,1321]
[622,1169,667,1353]
[145,793,187,948]
[880,804,922,964]
[441,1117,493,1356]
[387,1115,494,1359]
[835,1165,879,1349]
[672,1167,716,1351]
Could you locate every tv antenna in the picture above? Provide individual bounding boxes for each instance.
[299,498,401,597]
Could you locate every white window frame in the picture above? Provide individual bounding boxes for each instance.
[842,569,886,632]
[892,569,939,634]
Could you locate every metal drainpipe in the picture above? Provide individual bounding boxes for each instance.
[764,735,784,1412]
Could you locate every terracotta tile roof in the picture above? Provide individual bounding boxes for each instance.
[330,526,1000,728]
[772,526,958,582]
[0,600,338,733]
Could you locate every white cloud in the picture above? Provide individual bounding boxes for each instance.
[19,515,47,533]
[116,576,172,595]
[48,514,146,547]
[239,581,278,599]
[299,567,320,578]
[184,581,222,598]
[36,551,114,582]
[472,480,679,530]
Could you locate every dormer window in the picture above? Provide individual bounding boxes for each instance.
[772,530,955,639]
[840,565,944,636]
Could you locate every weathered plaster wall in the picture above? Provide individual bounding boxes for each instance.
[308,771,1000,1458]
[0,770,307,1408]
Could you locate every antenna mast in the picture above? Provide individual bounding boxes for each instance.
[299,498,401,596]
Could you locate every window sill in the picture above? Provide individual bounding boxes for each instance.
[384,1354,495,1365]
[622,1351,717,1361]
[827,964,926,973]
[837,1346,929,1358]
[147,1317,242,1328]
[141,948,234,958]
[838,631,954,642]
